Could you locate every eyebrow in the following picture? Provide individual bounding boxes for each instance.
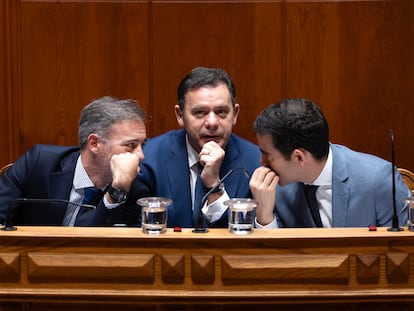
[122,138,145,145]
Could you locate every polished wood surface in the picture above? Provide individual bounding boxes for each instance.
[1,226,414,309]
[1,0,413,172]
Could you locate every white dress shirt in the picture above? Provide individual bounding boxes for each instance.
[62,155,115,226]
[186,137,229,223]
[256,146,333,228]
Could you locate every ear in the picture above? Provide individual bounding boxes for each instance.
[174,105,184,127]
[87,133,100,153]
[232,103,240,125]
[291,148,306,166]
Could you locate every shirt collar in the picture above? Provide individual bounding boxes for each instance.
[185,135,199,170]
[312,145,333,186]
[73,155,95,190]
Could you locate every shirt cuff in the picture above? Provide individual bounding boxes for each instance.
[255,216,278,228]
[103,195,121,209]
[201,191,230,223]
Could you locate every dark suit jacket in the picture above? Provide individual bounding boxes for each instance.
[0,144,148,226]
[275,144,410,227]
[139,129,262,228]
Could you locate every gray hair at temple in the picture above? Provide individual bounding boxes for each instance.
[78,96,146,149]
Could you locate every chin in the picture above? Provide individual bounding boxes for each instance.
[202,138,221,147]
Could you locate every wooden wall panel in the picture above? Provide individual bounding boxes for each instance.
[0,2,8,164]
[18,1,150,152]
[0,1,20,166]
[284,0,414,170]
[150,1,282,141]
[0,0,413,173]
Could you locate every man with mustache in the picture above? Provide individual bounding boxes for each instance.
[138,67,261,228]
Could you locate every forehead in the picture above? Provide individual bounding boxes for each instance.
[257,134,277,153]
[184,84,232,106]
[108,119,146,139]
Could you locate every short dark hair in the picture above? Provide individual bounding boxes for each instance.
[253,98,329,160]
[177,67,236,111]
[78,96,146,149]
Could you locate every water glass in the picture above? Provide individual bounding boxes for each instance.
[224,198,257,234]
[137,197,172,234]
[406,197,414,231]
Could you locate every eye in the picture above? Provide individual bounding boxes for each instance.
[193,110,206,118]
[216,109,228,117]
[124,142,138,151]
[261,152,273,162]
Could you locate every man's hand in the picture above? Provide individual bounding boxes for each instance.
[249,166,279,226]
[198,141,225,189]
[109,152,140,192]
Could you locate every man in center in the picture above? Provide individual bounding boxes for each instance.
[138,67,261,228]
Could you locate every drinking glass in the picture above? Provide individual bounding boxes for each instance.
[406,197,414,231]
[224,198,257,234]
[137,197,172,234]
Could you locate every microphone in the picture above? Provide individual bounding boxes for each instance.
[1,198,96,231]
[386,130,403,232]
[192,167,250,233]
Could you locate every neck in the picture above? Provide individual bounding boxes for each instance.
[305,156,328,184]
[80,152,109,189]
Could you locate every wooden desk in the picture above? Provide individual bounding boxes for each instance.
[1,226,414,310]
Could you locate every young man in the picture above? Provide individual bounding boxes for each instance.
[0,96,149,226]
[250,98,410,228]
[139,67,261,228]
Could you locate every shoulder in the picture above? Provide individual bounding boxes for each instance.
[24,144,79,161]
[30,144,79,154]
[11,145,79,176]
[228,134,261,158]
[331,144,391,185]
[332,144,388,168]
[141,130,186,164]
[229,134,260,150]
[144,130,184,148]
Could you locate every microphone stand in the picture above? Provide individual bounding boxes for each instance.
[387,130,403,232]
[192,168,250,233]
[1,198,96,231]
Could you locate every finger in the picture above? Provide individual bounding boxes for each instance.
[252,166,271,181]
[199,146,211,156]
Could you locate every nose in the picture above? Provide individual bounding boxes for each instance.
[204,111,219,128]
[260,155,268,166]
[134,145,145,161]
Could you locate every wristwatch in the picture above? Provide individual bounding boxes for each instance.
[205,182,225,195]
[107,184,128,203]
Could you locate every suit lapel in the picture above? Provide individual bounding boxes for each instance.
[50,152,79,220]
[219,135,242,196]
[331,146,350,227]
[166,131,193,227]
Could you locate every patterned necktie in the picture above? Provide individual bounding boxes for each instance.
[82,187,103,205]
[303,184,323,227]
[76,187,103,226]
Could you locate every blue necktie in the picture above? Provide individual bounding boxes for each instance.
[76,187,102,226]
[192,163,205,227]
[82,187,102,205]
[303,184,323,227]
